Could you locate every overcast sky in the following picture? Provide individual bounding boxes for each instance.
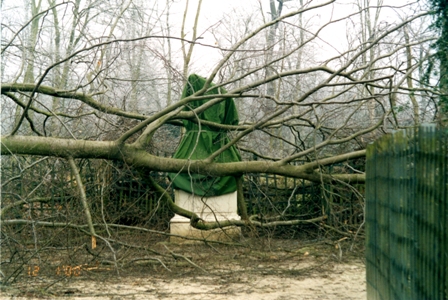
[1,0,426,78]
[168,0,422,74]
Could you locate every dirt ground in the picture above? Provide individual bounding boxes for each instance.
[1,238,366,299]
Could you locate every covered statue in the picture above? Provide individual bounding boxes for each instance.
[168,74,241,196]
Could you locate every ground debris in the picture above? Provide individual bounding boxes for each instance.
[1,239,366,299]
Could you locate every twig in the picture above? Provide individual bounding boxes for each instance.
[68,157,96,237]
[1,219,246,247]
[1,157,48,188]
[68,158,122,274]
[163,245,208,273]
[126,257,171,272]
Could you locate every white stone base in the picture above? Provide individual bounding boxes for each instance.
[170,190,241,242]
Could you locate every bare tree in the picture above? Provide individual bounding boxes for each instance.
[1,0,438,238]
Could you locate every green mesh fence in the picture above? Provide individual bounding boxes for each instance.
[366,124,448,300]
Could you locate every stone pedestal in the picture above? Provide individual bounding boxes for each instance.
[170,189,241,242]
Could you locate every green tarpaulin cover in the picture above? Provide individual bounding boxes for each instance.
[168,74,241,196]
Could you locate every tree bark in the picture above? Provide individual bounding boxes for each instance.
[0,135,366,183]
